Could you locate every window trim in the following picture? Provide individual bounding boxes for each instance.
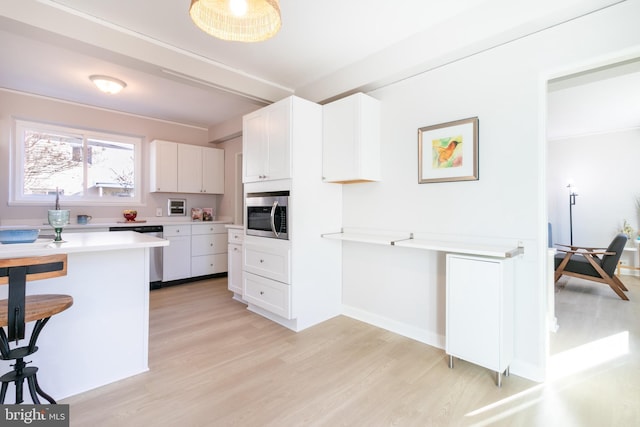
[10,119,143,207]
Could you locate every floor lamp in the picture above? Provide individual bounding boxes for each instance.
[567,184,578,245]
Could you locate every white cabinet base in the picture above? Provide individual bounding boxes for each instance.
[446,254,515,386]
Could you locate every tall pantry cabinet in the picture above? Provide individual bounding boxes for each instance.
[241,96,342,332]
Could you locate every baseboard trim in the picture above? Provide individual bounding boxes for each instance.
[341,304,445,349]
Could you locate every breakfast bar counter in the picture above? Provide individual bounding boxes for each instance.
[0,231,168,402]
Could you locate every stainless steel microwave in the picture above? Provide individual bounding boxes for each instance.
[246,191,289,240]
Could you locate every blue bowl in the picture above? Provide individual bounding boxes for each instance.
[0,229,40,244]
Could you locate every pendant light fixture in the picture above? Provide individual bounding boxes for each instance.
[189,0,281,43]
[89,75,127,94]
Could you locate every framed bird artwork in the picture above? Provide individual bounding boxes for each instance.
[418,117,479,183]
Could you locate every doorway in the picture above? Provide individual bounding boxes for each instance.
[545,55,640,380]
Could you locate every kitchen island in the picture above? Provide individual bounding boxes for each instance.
[0,231,168,402]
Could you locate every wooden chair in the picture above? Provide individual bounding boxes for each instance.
[0,254,73,404]
[554,234,629,300]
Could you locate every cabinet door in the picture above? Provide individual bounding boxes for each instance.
[162,235,191,281]
[177,144,203,193]
[322,93,380,183]
[242,98,291,183]
[446,255,513,373]
[264,99,291,181]
[323,97,356,182]
[150,140,178,192]
[202,147,224,194]
[228,243,243,294]
[243,111,268,182]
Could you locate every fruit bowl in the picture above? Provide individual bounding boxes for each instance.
[123,210,138,222]
[0,228,40,244]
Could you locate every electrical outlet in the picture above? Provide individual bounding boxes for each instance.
[155,207,162,217]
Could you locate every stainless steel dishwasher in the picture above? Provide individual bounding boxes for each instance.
[108,225,164,286]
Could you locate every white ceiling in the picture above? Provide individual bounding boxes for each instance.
[547,58,640,140]
[0,0,636,137]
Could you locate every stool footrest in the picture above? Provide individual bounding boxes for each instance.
[1,346,38,361]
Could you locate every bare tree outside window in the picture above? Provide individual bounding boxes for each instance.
[23,131,81,195]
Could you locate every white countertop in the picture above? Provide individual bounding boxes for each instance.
[0,216,233,230]
[0,231,168,258]
[225,224,244,230]
[322,229,524,258]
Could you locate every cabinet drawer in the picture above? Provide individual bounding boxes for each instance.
[163,224,192,237]
[243,242,290,284]
[243,272,291,319]
[191,233,227,256]
[191,254,228,276]
[192,223,227,235]
[228,228,244,244]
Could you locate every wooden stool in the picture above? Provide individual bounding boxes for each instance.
[0,254,73,404]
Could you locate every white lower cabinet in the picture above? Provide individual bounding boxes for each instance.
[227,228,244,298]
[162,225,192,281]
[446,254,514,386]
[191,224,228,277]
[243,272,291,319]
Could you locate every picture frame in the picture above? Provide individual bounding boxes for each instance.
[191,208,203,221]
[418,117,479,183]
[202,208,214,222]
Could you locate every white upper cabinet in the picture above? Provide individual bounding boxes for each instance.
[243,98,291,183]
[151,140,224,194]
[178,144,224,194]
[322,92,381,183]
[150,140,178,192]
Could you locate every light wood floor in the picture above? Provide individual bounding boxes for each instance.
[62,275,640,426]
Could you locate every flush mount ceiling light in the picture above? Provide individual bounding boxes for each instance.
[189,0,281,43]
[89,75,127,94]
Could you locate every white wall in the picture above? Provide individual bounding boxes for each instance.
[214,136,243,224]
[548,129,640,247]
[340,1,640,381]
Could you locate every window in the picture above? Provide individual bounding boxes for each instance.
[12,119,142,206]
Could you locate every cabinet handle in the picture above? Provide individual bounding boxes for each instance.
[210,243,213,247]
[260,291,264,295]
[259,259,264,263]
